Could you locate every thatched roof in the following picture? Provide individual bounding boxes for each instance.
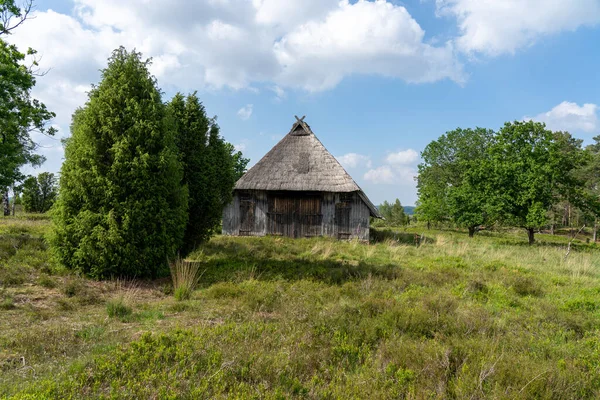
[235,117,382,218]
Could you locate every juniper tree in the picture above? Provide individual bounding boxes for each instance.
[167,93,240,254]
[51,48,188,278]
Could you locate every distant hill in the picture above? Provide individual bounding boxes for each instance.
[376,205,416,215]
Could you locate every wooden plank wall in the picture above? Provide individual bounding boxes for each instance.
[322,192,370,241]
[223,190,371,240]
[222,190,268,236]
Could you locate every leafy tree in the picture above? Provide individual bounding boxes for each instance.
[21,171,57,212]
[1,1,56,202]
[416,127,494,236]
[483,121,588,245]
[167,93,242,253]
[378,199,408,226]
[224,142,250,181]
[580,135,600,241]
[51,47,188,278]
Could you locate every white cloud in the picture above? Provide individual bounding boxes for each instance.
[364,166,396,184]
[364,148,419,185]
[437,0,600,55]
[337,153,372,169]
[271,85,286,101]
[385,149,419,165]
[526,101,599,133]
[10,1,463,95]
[275,0,464,90]
[237,104,254,120]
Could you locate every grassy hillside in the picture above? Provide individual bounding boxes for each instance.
[1,216,600,398]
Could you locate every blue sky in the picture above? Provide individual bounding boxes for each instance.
[9,0,600,205]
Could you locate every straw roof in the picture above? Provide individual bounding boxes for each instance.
[235,117,381,218]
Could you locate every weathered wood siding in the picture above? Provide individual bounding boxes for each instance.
[222,190,268,236]
[222,190,371,240]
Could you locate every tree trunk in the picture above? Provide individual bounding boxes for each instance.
[594,219,598,243]
[2,190,9,216]
[551,224,555,235]
[527,228,535,245]
[11,185,15,216]
[427,221,430,230]
[468,226,475,238]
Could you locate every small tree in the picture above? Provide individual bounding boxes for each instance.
[378,199,408,226]
[51,48,188,278]
[21,172,57,212]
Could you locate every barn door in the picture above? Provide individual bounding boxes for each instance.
[268,195,322,238]
[335,202,351,239]
[239,196,255,236]
[268,196,293,237]
[297,196,322,237]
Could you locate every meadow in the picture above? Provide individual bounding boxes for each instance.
[1,215,600,399]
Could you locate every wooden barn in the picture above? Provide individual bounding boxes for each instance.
[222,116,382,240]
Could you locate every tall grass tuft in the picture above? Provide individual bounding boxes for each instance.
[170,257,203,301]
[106,280,139,322]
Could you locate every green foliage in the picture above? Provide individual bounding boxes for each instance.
[416,127,494,235]
[21,172,57,213]
[0,1,56,190]
[484,122,588,243]
[225,142,250,181]
[167,93,242,253]
[50,47,188,278]
[579,136,600,231]
[375,199,408,226]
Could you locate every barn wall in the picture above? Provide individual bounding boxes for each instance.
[322,193,336,237]
[222,194,239,235]
[222,190,372,240]
[222,190,268,236]
[324,193,371,241]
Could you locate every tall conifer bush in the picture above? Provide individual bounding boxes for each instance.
[51,48,188,278]
[167,93,236,254]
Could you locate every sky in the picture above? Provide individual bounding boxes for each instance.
[8,0,600,206]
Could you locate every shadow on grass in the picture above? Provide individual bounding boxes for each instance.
[194,238,404,287]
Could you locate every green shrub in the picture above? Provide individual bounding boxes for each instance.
[50,47,188,279]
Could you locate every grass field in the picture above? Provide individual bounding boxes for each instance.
[1,215,600,399]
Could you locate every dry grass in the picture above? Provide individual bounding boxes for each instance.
[170,257,203,301]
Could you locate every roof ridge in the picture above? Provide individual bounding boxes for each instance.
[289,115,312,136]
